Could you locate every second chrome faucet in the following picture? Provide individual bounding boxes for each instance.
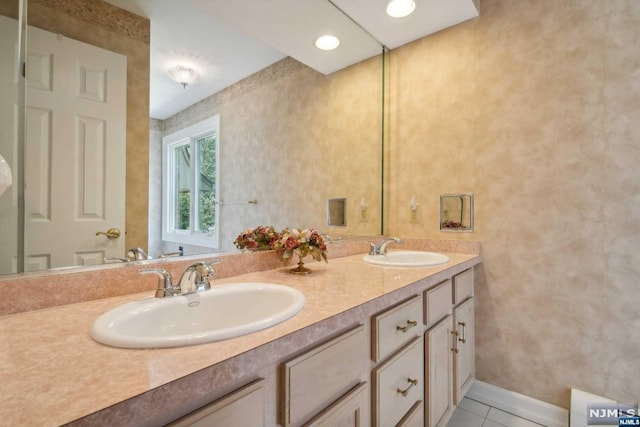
[369,237,403,256]
[140,260,222,298]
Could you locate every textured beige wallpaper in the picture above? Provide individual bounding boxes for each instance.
[388,0,640,408]
[28,0,150,251]
[161,56,382,253]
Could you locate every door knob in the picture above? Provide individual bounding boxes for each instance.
[96,228,121,240]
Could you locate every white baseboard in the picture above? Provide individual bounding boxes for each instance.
[466,380,569,427]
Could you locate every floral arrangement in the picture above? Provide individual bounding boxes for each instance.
[271,228,328,264]
[233,225,280,251]
[233,226,328,265]
[441,219,463,229]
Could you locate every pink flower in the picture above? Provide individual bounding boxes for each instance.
[283,236,299,250]
[302,229,313,240]
[245,239,258,249]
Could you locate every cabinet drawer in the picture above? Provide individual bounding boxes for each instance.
[372,295,422,362]
[398,400,424,427]
[304,382,368,427]
[372,336,424,427]
[170,379,265,427]
[453,268,474,305]
[283,325,366,427]
[424,280,453,327]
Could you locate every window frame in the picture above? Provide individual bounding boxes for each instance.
[161,115,220,248]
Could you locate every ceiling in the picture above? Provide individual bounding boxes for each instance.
[105,0,286,120]
[105,0,479,120]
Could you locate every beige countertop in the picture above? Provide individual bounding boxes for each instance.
[0,250,480,426]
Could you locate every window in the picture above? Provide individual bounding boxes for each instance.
[162,115,220,248]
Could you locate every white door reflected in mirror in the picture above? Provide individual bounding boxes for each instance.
[24,27,127,271]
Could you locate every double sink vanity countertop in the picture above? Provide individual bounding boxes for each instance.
[0,250,480,426]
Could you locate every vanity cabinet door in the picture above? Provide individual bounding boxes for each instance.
[169,379,265,427]
[453,297,475,405]
[425,315,454,427]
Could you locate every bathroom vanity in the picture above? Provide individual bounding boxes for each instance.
[0,239,481,426]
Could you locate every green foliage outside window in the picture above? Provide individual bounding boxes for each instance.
[198,136,216,232]
[178,191,190,230]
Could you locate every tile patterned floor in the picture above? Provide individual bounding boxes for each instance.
[446,397,546,427]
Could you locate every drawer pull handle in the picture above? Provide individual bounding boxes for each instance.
[451,330,459,353]
[396,320,418,333]
[397,378,418,397]
[458,321,466,343]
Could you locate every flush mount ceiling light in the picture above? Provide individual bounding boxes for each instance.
[315,35,340,51]
[386,0,416,18]
[168,66,200,89]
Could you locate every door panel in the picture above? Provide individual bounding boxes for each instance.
[25,26,126,270]
[0,15,19,274]
[454,298,475,404]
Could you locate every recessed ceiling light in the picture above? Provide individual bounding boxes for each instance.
[315,35,340,51]
[386,0,416,18]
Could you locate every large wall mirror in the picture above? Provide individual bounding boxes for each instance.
[0,0,384,276]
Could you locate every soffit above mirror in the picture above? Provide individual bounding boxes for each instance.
[198,0,479,72]
[190,0,383,76]
[103,0,478,119]
[332,0,480,50]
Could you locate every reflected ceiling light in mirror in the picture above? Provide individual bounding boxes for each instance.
[386,0,416,18]
[315,35,340,51]
[168,66,200,89]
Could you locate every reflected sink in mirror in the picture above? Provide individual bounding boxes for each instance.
[91,282,305,349]
[363,251,450,267]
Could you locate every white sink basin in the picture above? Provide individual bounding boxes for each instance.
[363,250,450,267]
[91,282,305,349]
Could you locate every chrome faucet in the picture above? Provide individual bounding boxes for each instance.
[158,251,182,258]
[103,248,148,263]
[139,260,222,298]
[369,237,403,256]
[178,261,221,294]
[139,269,181,298]
[104,256,128,263]
[127,247,148,261]
[319,232,342,244]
